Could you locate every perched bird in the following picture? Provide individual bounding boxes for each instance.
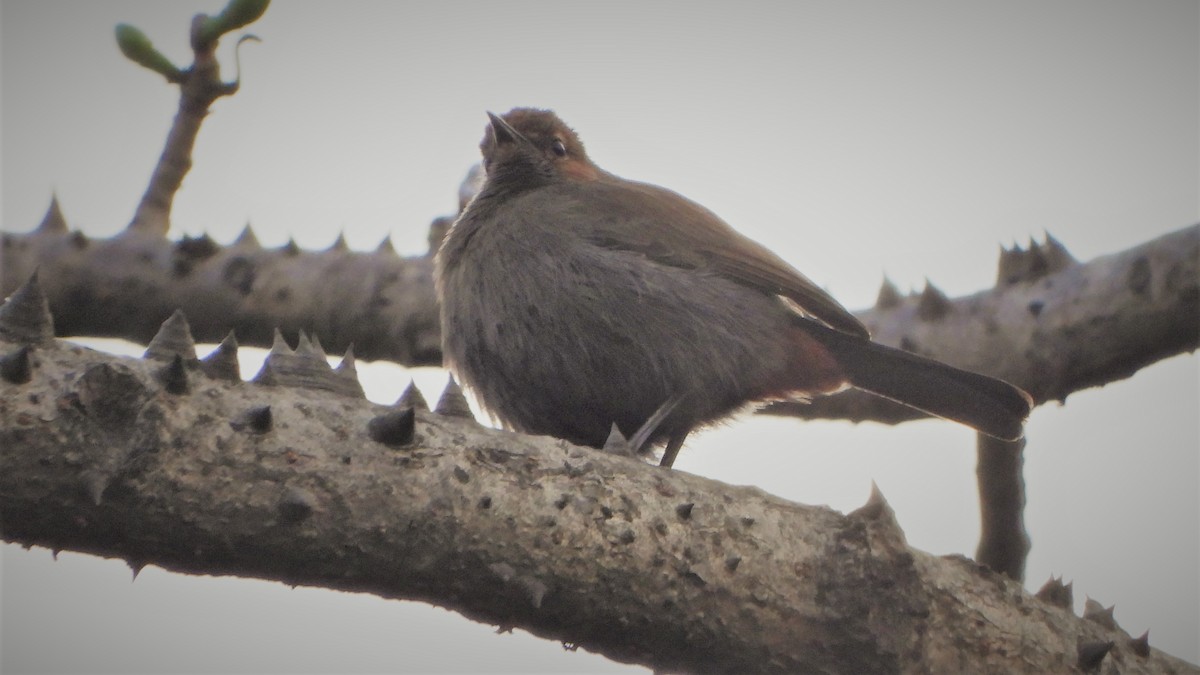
[435,108,1032,467]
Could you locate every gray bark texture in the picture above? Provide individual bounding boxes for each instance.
[1,274,1197,674]
[0,199,444,365]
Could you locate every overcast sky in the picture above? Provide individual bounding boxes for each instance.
[2,1,1198,672]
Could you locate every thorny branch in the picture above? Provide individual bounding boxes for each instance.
[1,275,1195,674]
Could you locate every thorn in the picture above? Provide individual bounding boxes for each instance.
[1130,630,1150,657]
[996,232,1078,286]
[128,559,146,582]
[875,275,903,310]
[308,333,328,361]
[51,549,61,561]
[375,235,397,255]
[294,330,330,368]
[434,375,473,418]
[254,329,362,397]
[158,354,190,395]
[335,343,359,380]
[852,481,889,520]
[144,310,197,362]
[200,331,240,381]
[996,243,1024,287]
[295,330,316,357]
[0,345,32,384]
[395,379,429,411]
[233,223,261,249]
[602,423,630,454]
[1034,575,1073,610]
[1083,597,1117,630]
[1042,231,1077,268]
[0,270,56,344]
[675,502,694,521]
[36,194,68,233]
[278,486,316,524]
[367,408,416,447]
[851,481,906,543]
[328,231,349,252]
[916,280,951,321]
[281,238,300,256]
[231,405,272,434]
[1076,640,1114,672]
[269,328,294,355]
[248,405,273,433]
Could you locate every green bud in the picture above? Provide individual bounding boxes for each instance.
[115,23,182,80]
[198,0,270,46]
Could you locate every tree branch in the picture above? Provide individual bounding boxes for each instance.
[116,0,269,234]
[0,203,444,364]
[975,435,1029,580]
[1,281,1194,673]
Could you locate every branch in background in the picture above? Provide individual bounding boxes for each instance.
[1,278,1192,674]
[116,0,269,234]
[0,199,443,364]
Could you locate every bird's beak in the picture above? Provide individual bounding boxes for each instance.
[486,111,524,146]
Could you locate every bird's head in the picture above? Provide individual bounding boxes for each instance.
[480,108,600,186]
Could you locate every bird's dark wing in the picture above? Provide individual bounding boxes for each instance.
[575,178,870,338]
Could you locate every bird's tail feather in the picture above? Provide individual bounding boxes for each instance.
[803,323,1032,440]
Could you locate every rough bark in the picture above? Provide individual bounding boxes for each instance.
[0,203,444,365]
[1,284,1194,674]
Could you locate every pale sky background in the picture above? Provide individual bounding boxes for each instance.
[1,1,1198,672]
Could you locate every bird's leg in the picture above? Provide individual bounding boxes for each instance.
[629,397,681,455]
[603,397,682,457]
[658,430,689,468]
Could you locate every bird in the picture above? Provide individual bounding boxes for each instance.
[435,108,1032,468]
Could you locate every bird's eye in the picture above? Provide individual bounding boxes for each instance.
[551,139,568,157]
